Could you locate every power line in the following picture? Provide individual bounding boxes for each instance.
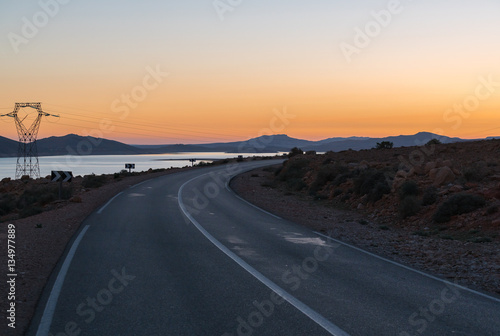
[45,113,236,142]
[42,105,245,140]
[44,103,232,131]
[49,120,216,141]
[43,109,235,139]
[43,103,245,136]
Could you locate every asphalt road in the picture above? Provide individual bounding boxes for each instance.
[29,160,500,336]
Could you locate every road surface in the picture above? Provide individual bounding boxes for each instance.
[29,160,500,336]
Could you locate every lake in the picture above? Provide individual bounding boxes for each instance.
[0,152,286,179]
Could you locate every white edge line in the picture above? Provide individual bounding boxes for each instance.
[224,164,283,220]
[178,176,350,336]
[97,192,124,214]
[130,180,148,189]
[313,231,500,304]
[36,225,90,336]
[227,186,282,220]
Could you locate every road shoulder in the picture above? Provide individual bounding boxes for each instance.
[230,166,500,297]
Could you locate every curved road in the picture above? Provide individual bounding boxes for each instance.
[28,161,500,336]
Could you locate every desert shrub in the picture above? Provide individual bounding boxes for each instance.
[354,170,379,195]
[369,181,391,203]
[422,186,438,206]
[354,169,390,203]
[433,193,486,223]
[19,206,43,218]
[426,139,442,145]
[333,189,343,197]
[262,167,276,173]
[375,141,393,149]
[463,169,480,182]
[286,178,307,191]
[469,237,492,243]
[59,186,73,199]
[308,164,348,195]
[399,181,419,200]
[305,150,316,155]
[399,196,421,218]
[261,180,277,189]
[340,194,351,202]
[82,174,107,188]
[486,205,498,215]
[277,158,310,182]
[17,185,55,208]
[288,147,304,158]
[332,173,349,187]
[17,185,72,210]
[15,184,70,218]
[462,162,489,182]
[322,158,333,165]
[0,194,16,216]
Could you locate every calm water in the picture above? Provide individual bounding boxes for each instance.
[0,152,285,179]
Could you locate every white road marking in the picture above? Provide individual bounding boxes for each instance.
[129,180,148,189]
[314,231,500,304]
[36,225,90,336]
[224,166,283,220]
[227,186,283,220]
[97,192,124,214]
[178,174,351,336]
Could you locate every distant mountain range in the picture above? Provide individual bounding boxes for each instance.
[0,132,495,158]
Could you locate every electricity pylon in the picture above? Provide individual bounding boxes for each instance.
[0,103,59,179]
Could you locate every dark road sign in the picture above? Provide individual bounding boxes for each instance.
[125,163,135,173]
[51,171,73,183]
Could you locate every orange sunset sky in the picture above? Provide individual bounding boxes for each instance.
[1,1,499,144]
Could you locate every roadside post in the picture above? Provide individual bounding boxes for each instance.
[189,159,196,167]
[51,170,73,199]
[125,163,135,173]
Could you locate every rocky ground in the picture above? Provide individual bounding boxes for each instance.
[230,139,500,298]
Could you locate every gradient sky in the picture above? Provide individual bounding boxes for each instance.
[1,0,499,144]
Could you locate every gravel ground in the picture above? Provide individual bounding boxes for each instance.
[230,166,500,297]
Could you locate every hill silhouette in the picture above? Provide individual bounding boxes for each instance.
[0,132,487,158]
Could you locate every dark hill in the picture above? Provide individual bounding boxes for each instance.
[0,136,18,157]
[0,132,492,157]
[36,134,143,156]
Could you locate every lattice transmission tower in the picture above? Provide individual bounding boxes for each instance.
[0,103,59,179]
